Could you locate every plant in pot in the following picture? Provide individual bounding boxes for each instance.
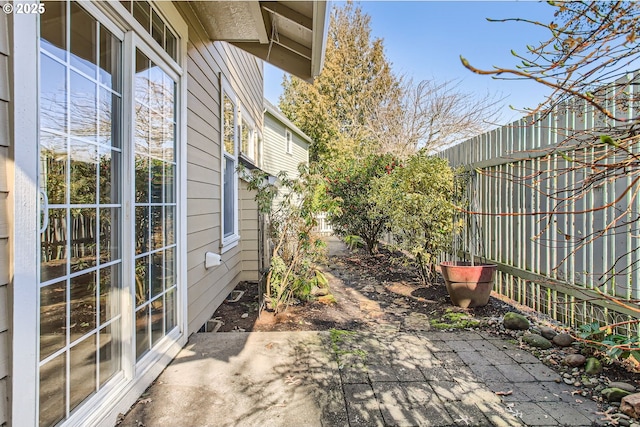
[440,170,497,308]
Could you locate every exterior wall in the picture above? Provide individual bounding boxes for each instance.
[176,3,263,334]
[239,180,259,282]
[0,7,10,426]
[262,111,309,179]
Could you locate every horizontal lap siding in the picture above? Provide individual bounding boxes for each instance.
[239,180,258,282]
[0,8,9,426]
[178,3,263,335]
[263,113,309,179]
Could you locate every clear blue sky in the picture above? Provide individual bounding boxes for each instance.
[264,1,556,126]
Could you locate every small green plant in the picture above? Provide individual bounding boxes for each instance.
[343,235,364,251]
[244,165,329,313]
[430,309,481,330]
[329,329,367,360]
[578,321,640,362]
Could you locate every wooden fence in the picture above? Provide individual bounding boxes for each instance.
[439,73,640,335]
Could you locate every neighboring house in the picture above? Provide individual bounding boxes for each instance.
[262,98,311,180]
[1,1,328,426]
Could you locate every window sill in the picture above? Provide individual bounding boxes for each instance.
[220,235,240,254]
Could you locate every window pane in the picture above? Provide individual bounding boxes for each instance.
[40,54,67,134]
[135,103,149,154]
[136,306,150,360]
[40,132,67,205]
[70,209,97,273]
[165,206,175,246]
[135,49,150,104]
[151,10,164,48]
[150,159,163,203]
[99,264,120,324]
[241,120,250,156]
[135,206,149,254]
[41,208,68,283]
[70,271,97,341]
[69,335,97,411]
[99,26,121,91]
[151,251,163,298]
[98,147,118,204]
[70,71,97,140]
[223,95,235,155]
[165,28,177,61]
[135,154,149,203]
[99,322,120,386]
[151,298,164,345]
[164,247,175,288]
[164,163,175,203]
[70,140,97,204]
[40,280,67,360]
[163,121,175,162]
[70,2,97,78]
[99,208,119,264]
[40,1,66,60]
[133,1,151,32]
[151,206,163,250]
[165,288,176,332]
[39,353,66,427]
[135,256,149,306]
[223,156,235,237]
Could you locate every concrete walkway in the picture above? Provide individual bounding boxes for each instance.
[120,329,603,427]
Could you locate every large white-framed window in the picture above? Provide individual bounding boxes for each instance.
[285,128,293,155]
[11,2,187,426]
[220,75,239,250]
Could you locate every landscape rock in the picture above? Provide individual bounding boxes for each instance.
[522,333,552,349]
[552,333,574,347]
[602,387,632,402]
[503,312,530,330]
[622,392,640,417]
[539,326,557,340]
[610,382,637,393]
[563,354,587,367]
[585,357,602,374]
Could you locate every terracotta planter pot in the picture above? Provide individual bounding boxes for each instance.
[439,261,497,308]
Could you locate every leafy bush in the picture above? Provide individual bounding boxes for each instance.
[374,152,457,284]
[325,154,401,254]
[244,165,328,313]
[579,321,640,363]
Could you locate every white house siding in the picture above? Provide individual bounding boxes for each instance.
[0,7,10,426]
[176,3,263,334]
[262,112,309,180]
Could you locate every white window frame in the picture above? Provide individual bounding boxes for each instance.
[11,2,189,426]
[220,75,240,251]
[285,128,293,155]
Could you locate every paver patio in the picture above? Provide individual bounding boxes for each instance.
[119,329,604,427]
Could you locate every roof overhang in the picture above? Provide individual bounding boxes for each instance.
[188,1,329,82]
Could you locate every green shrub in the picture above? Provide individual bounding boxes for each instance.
[325,154,400,254]
[374,152,457,285]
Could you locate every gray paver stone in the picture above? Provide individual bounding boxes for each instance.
[343,383,385,427]
[494,363,537,382]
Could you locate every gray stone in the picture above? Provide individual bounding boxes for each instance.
[620,419,632,427]
[552,333,574,347]
[602,387,632,402]
[610,382,638,393]
[503,312,530,330]
[539,326,558,340]
[522,333,552,349]
[563,354,587,367]
[585,357,602,374]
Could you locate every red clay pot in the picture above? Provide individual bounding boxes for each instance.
[439,261,497,308]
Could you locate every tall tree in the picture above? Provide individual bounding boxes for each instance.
[279,2,402,164]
